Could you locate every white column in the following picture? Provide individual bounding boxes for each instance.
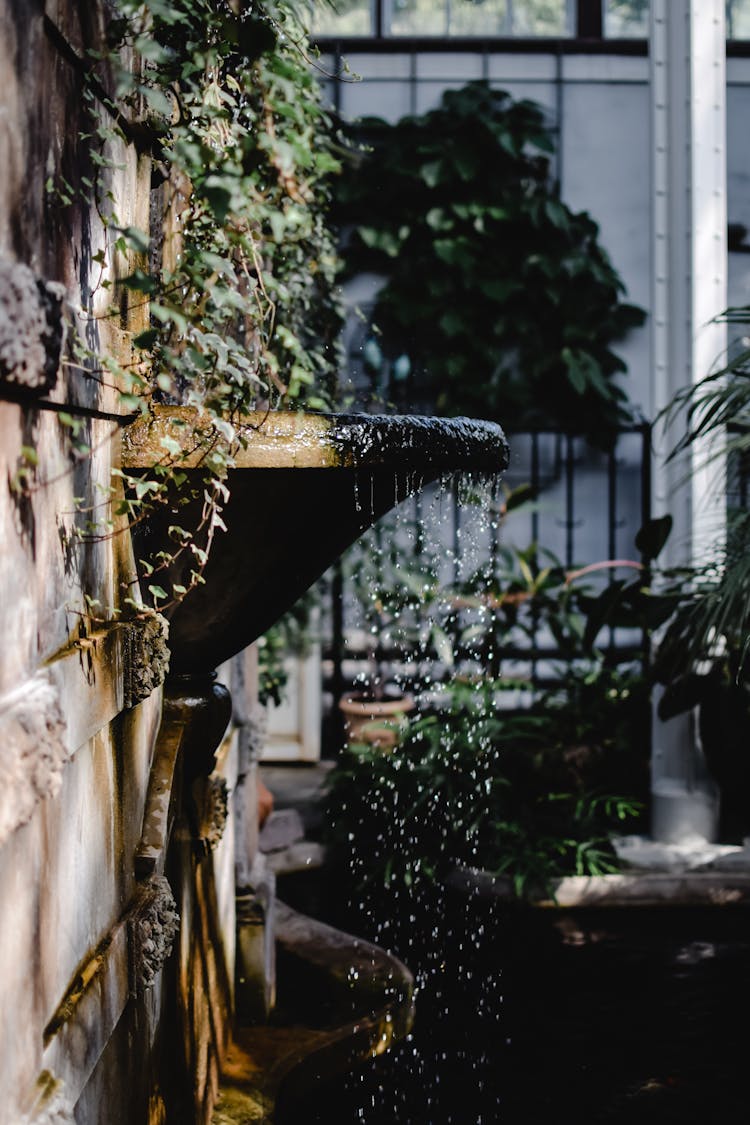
[650,0,727,841]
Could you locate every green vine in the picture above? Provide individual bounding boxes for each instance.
[43,0,344,616]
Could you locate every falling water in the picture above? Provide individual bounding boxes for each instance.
[275,467,749,1125]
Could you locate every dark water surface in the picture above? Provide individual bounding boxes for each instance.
[276,878,750,1125]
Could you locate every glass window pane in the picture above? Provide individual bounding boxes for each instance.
[388,0,569,36]
[728,0,750,39]
[604,0,649,38]
[311,0,374,36]
[389,0,448,36]
[449,0,510,36]
[508,0,569,36]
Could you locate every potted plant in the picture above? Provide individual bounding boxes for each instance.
[336,524,424,748]
[327,513,657,897]
[335,511,472,747]
[338,689,415,750]
[649,334,750,840]
[328,657,647,902]
[652,534,750,841]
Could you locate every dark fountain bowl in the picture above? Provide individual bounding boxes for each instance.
[122,407,509,674]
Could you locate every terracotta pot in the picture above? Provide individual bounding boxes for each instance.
[339,691,415,749]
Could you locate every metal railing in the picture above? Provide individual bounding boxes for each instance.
[319,422,653,726]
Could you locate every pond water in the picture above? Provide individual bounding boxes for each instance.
[276,876,750,1125]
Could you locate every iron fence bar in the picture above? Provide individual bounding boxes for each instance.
[452,476,461,585]
[489,475,500,576]
[530,431,541,690]
[325,641,648,665]
[415,485,424,556]
[565,433,575,568]
[531,430,541,545]
[333,44,343,115]
[374,517,385,686]
[322,423,654,714]
[607,439,618,652]
[639,419,653,772]
[330,558,345,725]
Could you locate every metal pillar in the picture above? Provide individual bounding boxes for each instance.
[650,0,727,841]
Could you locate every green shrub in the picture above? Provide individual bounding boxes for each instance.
[335,82,644,443]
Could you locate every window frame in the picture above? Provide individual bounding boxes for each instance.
[311,1,750,50]
[313,0,632,46]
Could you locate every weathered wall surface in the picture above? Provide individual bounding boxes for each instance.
[0,4,242,1122]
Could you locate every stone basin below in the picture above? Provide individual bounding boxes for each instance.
[122,407,509,673]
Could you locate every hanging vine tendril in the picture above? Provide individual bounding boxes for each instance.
[40,0,345,618]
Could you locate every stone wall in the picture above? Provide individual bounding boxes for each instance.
[0,4,247,1121]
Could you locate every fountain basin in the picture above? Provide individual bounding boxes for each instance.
[122,407,508,673]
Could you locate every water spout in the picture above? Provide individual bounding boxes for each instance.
[123,408,508,673]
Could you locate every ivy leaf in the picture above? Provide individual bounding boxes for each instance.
[478,279,520,302]
[453,149,478,181]
[122,270,156,294]
[358,226,404,257]
[202,178,233,224]
[420,160,443,188]
[160,436,182,457]
[135,479,159,499]
[439,311,465,338]
[269,210,287,243]
[133,329,159,349]
[426,208,452,232]
[140,85,172,117]
[141,0,190,24]
[151,304,188,332]
[434,238,474,269]
[117,226,150,254]
[134,36,168,62]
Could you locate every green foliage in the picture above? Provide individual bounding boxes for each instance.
[653,323,750,689]
[335,82,644,443]
[114,0,341,416]
[650,504,750,838]
[327,666,646,900]
[339,485,667,684]
[650,318,750,836]
[328,492,653,897]
[46,0,344,616]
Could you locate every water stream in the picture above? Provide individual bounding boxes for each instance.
[275,475,750,1124]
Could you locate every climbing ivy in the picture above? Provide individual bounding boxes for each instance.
[45,0,344,614]
[110,0,342,414]
[335,82,644,444]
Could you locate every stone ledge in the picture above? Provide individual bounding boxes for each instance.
[446,865,750,908]
[265,841,327,878]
